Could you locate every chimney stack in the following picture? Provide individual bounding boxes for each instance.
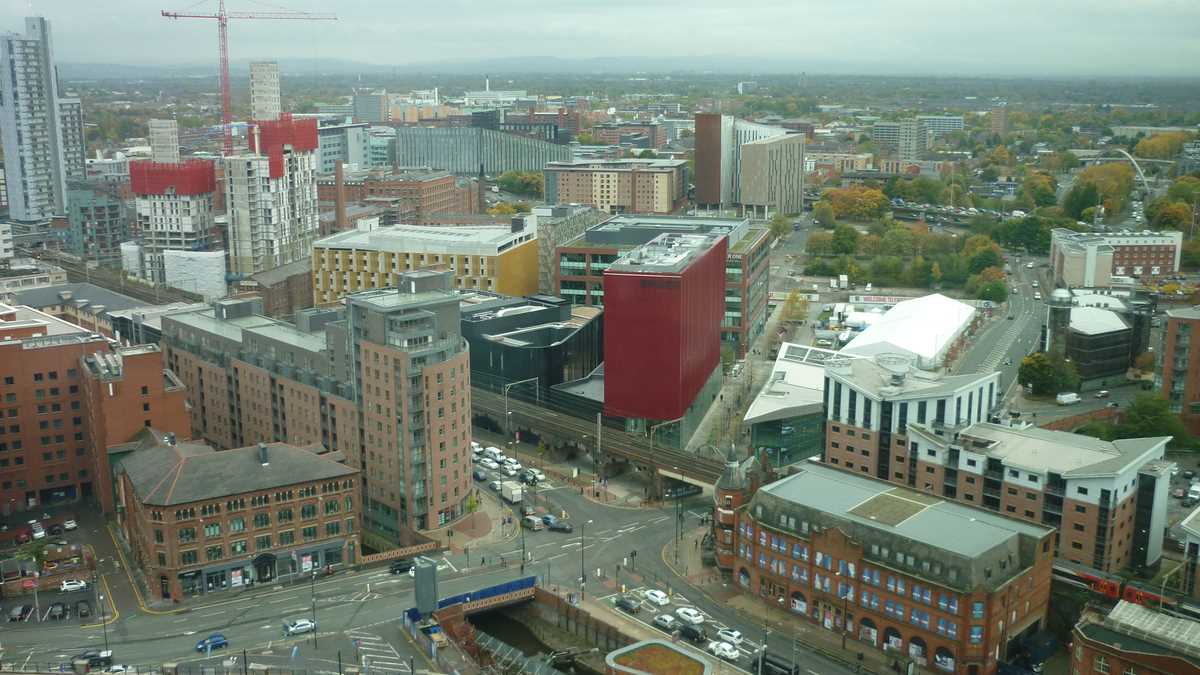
[334,160,348,234]
[258,442,269,466]
[477,163,486,214]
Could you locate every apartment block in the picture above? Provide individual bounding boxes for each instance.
[128,160,218,283]
[0,303,189,516]
[1050,227,1182,285]
[149,119,181,164]
[823,355,1172,573]
[315,168,461,222]
[314,117,370,174]
[117,432,359,601]
[591,121,666,149]
[226,114,320,276]
[543,159,687,214]
[1158,306,1200,429]
[64,182,130,264]
[738,133,806,217]
[312,221,538,303]
[694,113,788,208]
[915,115,965,138]
[161,270,473,543]
[249,62,281,122]
[555,215,769,359]
[714,458,1055,675]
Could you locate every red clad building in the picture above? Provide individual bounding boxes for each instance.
[602,232,726,423]
[129,160,216,196]
[249,113,319,178]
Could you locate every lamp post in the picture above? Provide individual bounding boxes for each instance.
[580,519,593,600]
[520,515,527,573]
[93,568,109,654]
[311,568,318,647]
[672,466,681,564]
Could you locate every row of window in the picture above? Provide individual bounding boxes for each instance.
[173,521,351,566]
[159,486,354,523]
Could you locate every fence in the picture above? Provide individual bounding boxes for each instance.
[360,540,441,566]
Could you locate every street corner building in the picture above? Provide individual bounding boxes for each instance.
[713,459,1055,675]
[1071,600,1200,675]
[113,432,361,601]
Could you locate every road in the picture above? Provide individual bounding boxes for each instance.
[2,478,855,675]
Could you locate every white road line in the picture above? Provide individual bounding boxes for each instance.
[441,556,458,573]
[561,542,581,548]
[547,553,565,561]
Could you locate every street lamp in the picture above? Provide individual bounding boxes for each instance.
[310,568,318,647]
[580,519,593,600]
[672,466,682,564]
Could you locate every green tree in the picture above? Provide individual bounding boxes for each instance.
[806,231,833,256]
[1018,352,1079,396]
[813,201,836,229]
[968,247,1004,274]
[976,280,1008,302]
[1062,181,1101,219]
[768,213,791,240]
[1116,394,1189,446]
[881,227,915,258]
[831,224,860,255]
[496,171,544,197]
[1166,175,1200,205]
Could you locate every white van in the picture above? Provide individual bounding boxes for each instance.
[484,446,503,461]
[1189,484,1200,501]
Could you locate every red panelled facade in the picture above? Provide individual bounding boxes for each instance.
[602,236,726,421]
[249,113,319,178]
[129,160,216,196]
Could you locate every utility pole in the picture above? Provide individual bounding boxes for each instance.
[310,569,318,647]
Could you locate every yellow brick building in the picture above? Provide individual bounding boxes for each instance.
[312,223,538,304]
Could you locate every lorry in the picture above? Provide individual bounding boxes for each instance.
[1056,392,1081,406]
[500,481,523,504]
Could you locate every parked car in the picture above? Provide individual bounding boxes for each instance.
[283,618,316,636]
[389,558,414,575]
[7,604,32,621]
[48,524,64,535]
[1175,488,1187,499]
[1184,470,1196,480]
[615,595,641,614]
[48,602,67,620]
[501,465,519,477]
[60,579,87,593]
[479,458,500,470]
[679,624,707,644]
[72,650,112,667]
[1095,390,1110,398]
[526,468,545,482]
[717,628,744,647]
[675,607,705,625]
[75,600,92,618]
[644,589,670,606]
[488,480,502,492]
[503,458,523,472]
[196,634,229,652]
[63,519,78,531]
[653,614,678,631]
[519,505,536,517]
[707,641,739,661]
[472,468,487,481]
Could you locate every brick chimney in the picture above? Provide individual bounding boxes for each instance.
[334,160,348,233]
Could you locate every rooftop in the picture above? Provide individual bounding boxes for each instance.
[0,303,94,339]
[120,432,356,507]
[314,223,535,257]
[250,258,313,286]
[607,232,724,275]
[952,423,1169,478]
[567,214,752,253]
[753,462,1053,588]
[546,158,687,170]
[11,282,146,318]
[606,640,711,675]
[826,353,996,401]
[1178,504,1200,539]
[1167,306,1200,321]
[744,343,847,425]
[1078,601,1200,669]
[841,294,976,365]
[1070,307,1130,335]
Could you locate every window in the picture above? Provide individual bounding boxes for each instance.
[1077,486,1089,496]
[1093,656,1109,674]
[969,625,983,644]
[231,540,247,555]
[205,546,223,561]
[203,522,221,538]
[229,517,246,533]
[253,512,271,528]
[180,550,198,565]
[302,526,318,540]
[279,530,295,545]
[324,500,340,515]
[178,527,196,543]
[255,535,272,551]
[971,601,985,619]
[326,521,341,536]
[154,529,164,544]
[277,508,293,523]
[301,503,317,519]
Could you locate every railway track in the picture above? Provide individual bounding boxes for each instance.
[471,387,725,484]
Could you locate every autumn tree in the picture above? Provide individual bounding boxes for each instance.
[831,224,860,255]
[496,171,544,197]
[487,202,519,216]
[1166,175,1200,205]
[813,201,836,229]
[806,231,833,256]
[768,213,791,240]
[1134,132,1194,160]
[1148,200,1192,229]
[1022,171,1058,207]
[824,185,889,221]
[1075,163,1136,215]
[1062,181,1102,219]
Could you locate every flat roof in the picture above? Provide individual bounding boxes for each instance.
[0,304,93,338]
[827,354,996,401]
[1167,306,1200,321]
[955,423,1168,478]
[744,343,847,425]
[546,158,687,169]
[841,294,975,363]
[1070,307,1129,335]
[1180,504,1200,539]
[758,462,1053,560]
[1081,601,1200,667]
[607,232,723,274]
[314,223,534,257]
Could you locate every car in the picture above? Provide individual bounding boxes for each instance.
[8,604,32,621]
[72,650,112,668]
[1033,292,1042,300]
[547,520,573,533]
[1095,390,1110,398]
[503,458,523,472]
[284,618,317,636]
[472,468,487,481]
[1031,280,1039,288]
[1174,487,1186,498]
[644,589,670,606]
[679,624,707,644]
[717,628,744,647]
[48,524,64,535]
[542,514,560,527]
[707,641,740,660]
[48,602,67,620]
[675,607,705,625]
[60,578,87,593]
[615,595,641,614]
[75,600,92,618]
[501,465,519,477]
[1025,262,1035,269]
[478,458,500,470]
[103,666,131,674]
[390,558,414,575]
[519,505,536,517]
[526,468,545,482]
[31,528,45,540]
[1007,315,1014,320]
[1185,497,1199,508]
[196,633,229,652]
[653,614,678,631]
[488,480,502,492]
[1185,470,1196,480]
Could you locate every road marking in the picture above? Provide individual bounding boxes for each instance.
[196,610,224,618]
[547,553,565,561]
[441,556,458,573]
[561,542,581,548]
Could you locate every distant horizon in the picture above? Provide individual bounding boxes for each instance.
[12,1,1199,80]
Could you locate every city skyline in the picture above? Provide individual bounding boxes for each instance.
[6,0,1198,78]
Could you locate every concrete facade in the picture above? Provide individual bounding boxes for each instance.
[249,62,281,122]
[738,133,806,217]
[1051,228,1183,286]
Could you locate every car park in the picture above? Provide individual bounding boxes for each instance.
[675,607,705,624]
[645,589,670,606]
[616,595,641,614]
[48,602,67,620]
[284,618,316,636]
[196,634,229,652]
[717,628,744,647]
[707,641,739,660]
[60,578,87,592]
[653,613,678,631]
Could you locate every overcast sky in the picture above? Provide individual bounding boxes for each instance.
[9,0,1200,77]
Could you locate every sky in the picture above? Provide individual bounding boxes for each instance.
[8,0,1200,77]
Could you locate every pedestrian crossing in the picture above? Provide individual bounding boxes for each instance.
[346,629,411,673]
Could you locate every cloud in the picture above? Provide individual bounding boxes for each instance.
[6,0,1198,76]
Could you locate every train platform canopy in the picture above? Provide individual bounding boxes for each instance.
[841,293,975,370]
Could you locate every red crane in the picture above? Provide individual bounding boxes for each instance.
[162,0,336,155]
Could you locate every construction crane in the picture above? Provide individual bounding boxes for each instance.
[162,0,336,155]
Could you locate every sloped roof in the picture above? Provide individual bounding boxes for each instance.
[1070,307,1129,336]
[842,294,975,362]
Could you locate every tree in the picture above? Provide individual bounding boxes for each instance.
[1149,200,1192,229]
[1134,132,1194,160]
[831,224,860,255]
[1133,352,1156,373]
[930,261,943,285]
[968,247,1004,274]
[1166,175,1200,205]
[768,213,791,240]
[975,279,1009,302]
[813,201,836,229]
[806,231,833,256]
[487,202,518,216]
[1062,181,1101,219]
[824,186,889,220]
[1117,394,1189,446]
[1022,171,1058,207]
[575,131,599,145]
[1018,352,1079,396]
[783,288,808,323]
[1075,163,1136,215]
[881,227,915,258]
[496,171,544,197]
